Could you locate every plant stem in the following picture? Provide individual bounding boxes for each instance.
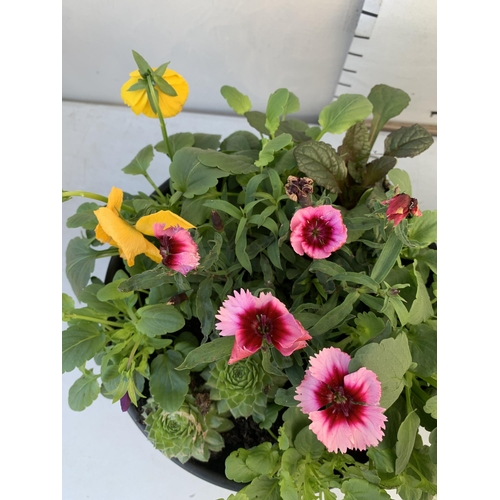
[404,372,413,415]
[127,337,142,370]
[65,314,123,327]
[63,191,108,203]
[146,75,174,160]
[266,428,278,441]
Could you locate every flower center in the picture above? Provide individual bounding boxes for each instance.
[326,385,352,417]
[256,314,273,341]
[305,217,333,246]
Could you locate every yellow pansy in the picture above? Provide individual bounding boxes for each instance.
[120,68,189,118]
[94,186,194,267]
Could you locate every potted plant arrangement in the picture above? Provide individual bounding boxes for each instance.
[62,51,437,500]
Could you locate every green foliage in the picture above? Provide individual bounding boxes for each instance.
[63,80,437,500]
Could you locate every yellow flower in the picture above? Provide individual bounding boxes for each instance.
[94,187,195,267]
[121,68,189,118]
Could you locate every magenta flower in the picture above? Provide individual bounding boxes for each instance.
[295,347,386,453]
[153,223,200,275]
[381,193,422,227]
[290,205,348,259]
[215,289,312,364]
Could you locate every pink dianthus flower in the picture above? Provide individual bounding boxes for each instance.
[290,205,347,259]
[215,289,311,364]
[153,223,200,275]
[295,347,386,453]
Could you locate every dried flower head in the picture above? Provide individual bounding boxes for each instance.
[285,176,314,207]
[381,193,422,227]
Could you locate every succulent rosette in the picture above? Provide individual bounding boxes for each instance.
[143,396,228,463]
[204,353,276,423]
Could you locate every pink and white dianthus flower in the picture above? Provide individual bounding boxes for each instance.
[290,205,347,259]
[215,289,312,364]
[153,223,200,275]
[295,347,387,453]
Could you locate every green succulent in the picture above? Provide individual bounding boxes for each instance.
[205,353,274,423]
[143,395,230,463]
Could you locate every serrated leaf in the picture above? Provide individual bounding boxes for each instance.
[384,124,434,158]
[62,323,106,373]
[65,237,98,298]
[265,88,289,136]
[225,449,260,483]
[122,145,154,176]
[68,371,100,411]
[363,156,397,186]
[135,304,185,337]
[338,121,371,167]
[349,333,413,409]
[319,94,373,136]
[170,147,229,198]
[368,84,411,147]
[246,443,279,475]
[423,396,437,419]
[177,336,235,370]
[220,85,252,115]
[150,351,190,413]
[294,141,347,193]
[395,410,420,474]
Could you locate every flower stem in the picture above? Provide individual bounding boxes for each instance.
[127,337,142,370]
[267,428,278,441]
[146,75,174,160]
[63,191,108,203]
[65,314,124,328]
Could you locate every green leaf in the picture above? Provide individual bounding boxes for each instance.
[221,130,261,151]
[387,168,412,196]
[96,279,134,301]
[279,470,299,500]
[225,449,260,483]
[423,395,437,419]
[429,428,437,465]
[177,336,235,370]
[370,231,404,284]
[245,111,269,136]
[319,94,373,136]
[65,237,98,297]
[341,478,391,500]
[265,88,289,136]
[220,86,252,115]
[274,387,299,407]
[308,291,359,336]
[155,132,194,156]
[363,156,397,186]
[366,446,396,474]
[135,304,185,337]
[122,145,154,176]
[62,323,106,373]
[244,476,281,500]
[349,333,413,409]
[68,370,100,411]
[235,224,252,273]
[255,134,293,167]
[195,276,215,337]
[282,92,300,118]
[407,324,437,378]
[407,263,433,325]
[198,150,259,174]
[132,50,153,77]
[153,73,177,97]
[384,124,434,158]
[118,266,172,292]
[294,426,324,459]
[170,147,229,198]
[150,351,190,413]
[395,410,420,474]
[367,84,411,146]
[338,121,371,167]
[246,443,279,475]
[294,141,347,193]
[66,202,99,230]
[408,211,437,247]
[193,133,221,150]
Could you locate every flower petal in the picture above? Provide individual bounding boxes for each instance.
[295,371,333,413]
[136,210,195,236]
[308,347,350,387]
[344,367,382,406]
[216,289,258,338]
